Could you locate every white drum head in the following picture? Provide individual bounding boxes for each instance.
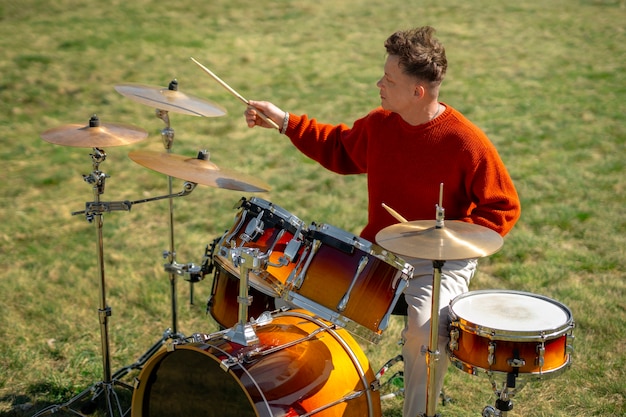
[451,290,571,333]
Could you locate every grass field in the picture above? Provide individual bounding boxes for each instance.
[0,0,624,416]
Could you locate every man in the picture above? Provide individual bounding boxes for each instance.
[244,26,521,416]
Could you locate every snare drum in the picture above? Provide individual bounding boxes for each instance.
[448,290,574,379]
[285,223,413,343]
[131,309,382,417]
[207,258,276,329]
[215,197,307,297]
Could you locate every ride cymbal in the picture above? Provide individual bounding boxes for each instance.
[41,115,148,147]
[375,220,504,261]
[129,150,270,193]
[115,80,227,117]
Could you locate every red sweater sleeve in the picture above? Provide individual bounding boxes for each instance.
[286,113,368,174]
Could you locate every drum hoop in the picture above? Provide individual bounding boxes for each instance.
[449,290,574,341]
[449,352,573,379]
[247,197,306,235]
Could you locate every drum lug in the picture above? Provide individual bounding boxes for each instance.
[220,356,239,371]
[370,379,381,392]
[488,342,496,366]
[292,240,320,289]
[337,255,369,312]
[448,327,459,352]
[566,331,575,354]
[241,211,265,242]
[535,343,546,368]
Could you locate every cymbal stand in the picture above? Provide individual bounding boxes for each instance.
[34,148,133,417]
[111,94,203,380]
[423,192,446,417]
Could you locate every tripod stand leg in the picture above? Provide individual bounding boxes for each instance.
[111,328,180,380]
[31,379,133,417]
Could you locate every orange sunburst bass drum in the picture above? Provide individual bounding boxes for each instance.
[131,309,382,417]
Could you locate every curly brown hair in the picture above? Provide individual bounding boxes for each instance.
[384,26,447,86]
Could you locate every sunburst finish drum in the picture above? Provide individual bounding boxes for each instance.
[131,309,381,417]
[448,290,574,379]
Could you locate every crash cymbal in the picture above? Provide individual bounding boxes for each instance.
[129,150,270,193]
[41,115,148,147]
[115,80,227,117]
[375,220,503,260]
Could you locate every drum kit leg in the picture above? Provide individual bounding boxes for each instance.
[35,76,574,417]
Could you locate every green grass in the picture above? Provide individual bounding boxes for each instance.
[1,0,625,416]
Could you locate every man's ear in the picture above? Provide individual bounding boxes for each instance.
[414,84,425,98]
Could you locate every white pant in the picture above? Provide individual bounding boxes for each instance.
[401,258,477,417]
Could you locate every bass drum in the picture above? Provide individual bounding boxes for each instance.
[131,309,382,417]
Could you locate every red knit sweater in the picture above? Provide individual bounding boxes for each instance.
[285,104,521,242]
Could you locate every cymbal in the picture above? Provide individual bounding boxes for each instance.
[115,81,227,117]
[41,115,148,147]
[375,220,504,260]
[128,150,270,193]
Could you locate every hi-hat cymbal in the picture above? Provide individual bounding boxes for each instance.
[376,220,503,260]
[41,115,148,147]
[115,81,227,117]
[129,150,270,193]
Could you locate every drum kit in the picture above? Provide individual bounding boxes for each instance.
[34,64,574,417]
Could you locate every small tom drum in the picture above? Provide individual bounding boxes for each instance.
[131,309,381,417]
[215,197,307,297]
[448,290,574,379]
[285,223,413,343]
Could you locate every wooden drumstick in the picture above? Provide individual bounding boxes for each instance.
[382,203,409,223]
[190,57,280,130]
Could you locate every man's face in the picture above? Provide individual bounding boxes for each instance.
[377,55,419,115]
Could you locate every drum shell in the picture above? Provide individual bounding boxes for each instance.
[448,290,574,377]
[131,309,381,417]
[286,223,412,343]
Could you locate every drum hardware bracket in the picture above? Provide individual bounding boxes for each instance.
[223,247,265,346]
[535,343,545,368]
[163,260,201,280]
[507,357,526,368]
[246,326,328,361]
[448,328,460,352]
[241,211,265,243]
[488,342,496,366]
[249,310,274,326]
[72,181,197,218]
[165,338,184,352]
[482,371,528,417]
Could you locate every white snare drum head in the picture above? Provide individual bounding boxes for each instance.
[451,290,570,332]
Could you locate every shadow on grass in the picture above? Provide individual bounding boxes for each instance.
[0,382,133,417]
